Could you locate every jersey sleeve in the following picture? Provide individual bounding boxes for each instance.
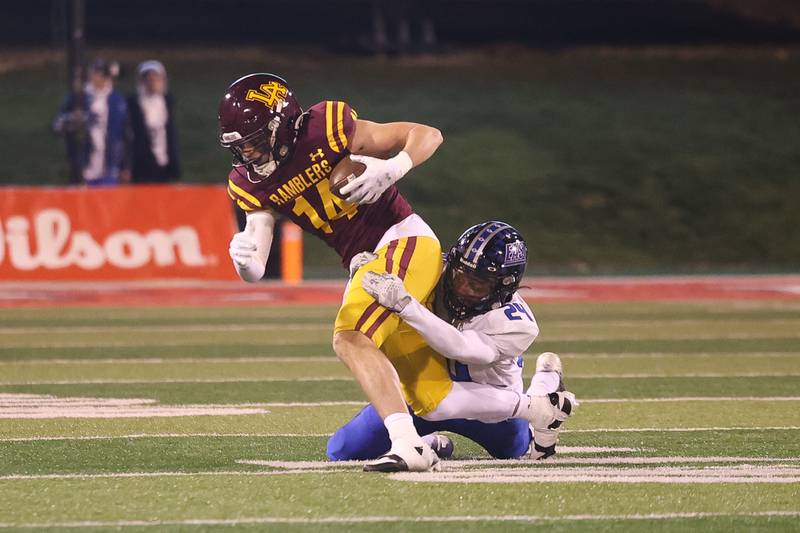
[320,100,358,154]
[468,299,539,359]
[227,167,268,212]
[398,299,500,365]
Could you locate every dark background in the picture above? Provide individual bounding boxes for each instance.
[2,0,800,48]
[1,0,799,276]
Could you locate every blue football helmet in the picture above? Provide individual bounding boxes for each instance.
[442,221,528,321]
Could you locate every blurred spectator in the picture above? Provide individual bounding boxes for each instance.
[367,0,437,55]
[53,58,128,186]
[126,60,181,183]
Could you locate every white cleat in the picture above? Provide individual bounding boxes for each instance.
[525,352,578,460]
[534,352,565,391]
[535,351,563,375]
[363,439,441,473]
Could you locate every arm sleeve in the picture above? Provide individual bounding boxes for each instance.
[398,299,501,365]
[235,210,276,283]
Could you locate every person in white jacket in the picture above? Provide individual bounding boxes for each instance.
[327,221,576,467]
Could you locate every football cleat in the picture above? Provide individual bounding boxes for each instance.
[524,391,577,460]
[535,351,565,391]
[425,433,455,459]
[363,439,441,473]
[526,352,576,459]
[530,426,559,460]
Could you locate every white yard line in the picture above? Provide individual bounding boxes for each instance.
[0,394,365,420]
[4,333,800,349]
[0,394,271,419]
[0,433,334,442]
[582,396,800,402]
[4,373,800,385]
[245,458,800,485]
[0,339,327,348]
[2,394,799,406]
[0,407,270,419]
[1,511,799,529]
[3,426,800,443]
[2,318,799,334]
[563,426,800,433]
[563,351,800,359]
[0,377,351,385]
[0,470,299,481]
[243,456,800,470]
[2,352,797,366]
[569,373,799,378]
[0,356,339,365]
[393,468,800,484]
[0,324,331,334]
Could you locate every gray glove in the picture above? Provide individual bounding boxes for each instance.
[362,271,413,312]
[348,251,378,280]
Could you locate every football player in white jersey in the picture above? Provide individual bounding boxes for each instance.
[328,221,576,467]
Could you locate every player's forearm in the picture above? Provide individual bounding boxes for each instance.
[232,210,275,283]
[401,124,443,168]
[398,299,499,365]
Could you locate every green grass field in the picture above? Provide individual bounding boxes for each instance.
[1,299,799,531]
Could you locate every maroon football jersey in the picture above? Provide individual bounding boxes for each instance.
[227,100,413,268]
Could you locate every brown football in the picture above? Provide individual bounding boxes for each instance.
[329,156,367,199]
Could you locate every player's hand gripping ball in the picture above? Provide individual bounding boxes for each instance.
[329,156,367,200]
[333,152,413,205]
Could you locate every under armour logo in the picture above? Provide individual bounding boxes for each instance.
[309,148,324,162]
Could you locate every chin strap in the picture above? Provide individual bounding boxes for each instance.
[252,159,277,178]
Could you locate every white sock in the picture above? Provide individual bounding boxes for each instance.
[528,371,560,395]
[384,412,423,447]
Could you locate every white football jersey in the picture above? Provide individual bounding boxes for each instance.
[446,292,539,392]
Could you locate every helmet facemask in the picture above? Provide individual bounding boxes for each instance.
[221,117,290,178]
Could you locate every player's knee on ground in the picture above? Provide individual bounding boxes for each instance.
[327,404,391,461]
[484,421,532,459]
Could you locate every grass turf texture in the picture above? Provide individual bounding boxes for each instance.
[2,47,799,273]
[1,299,799,530]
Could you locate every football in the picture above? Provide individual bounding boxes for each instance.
[329,155,366,199]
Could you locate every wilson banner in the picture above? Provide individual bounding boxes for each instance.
[0,185,239,281]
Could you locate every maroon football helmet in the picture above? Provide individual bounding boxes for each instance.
[218,73,303,175]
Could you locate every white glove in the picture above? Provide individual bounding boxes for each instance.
[362,271,413,312]
[349,251,378,279]
[229,231,265,281]
[527,391,578,460]
[339,151,413,205]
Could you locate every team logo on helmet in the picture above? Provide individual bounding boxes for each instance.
[504,241,527,266]
[245,81,289,111]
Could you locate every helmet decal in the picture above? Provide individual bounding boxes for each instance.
[245,81,289,110]
[503,241,527,267]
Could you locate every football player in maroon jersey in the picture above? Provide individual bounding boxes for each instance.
[221,73,444,472]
